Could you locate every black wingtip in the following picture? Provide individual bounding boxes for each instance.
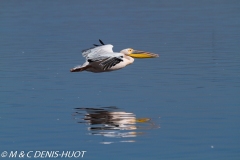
[99,39,105,45]
[93,44,99,46]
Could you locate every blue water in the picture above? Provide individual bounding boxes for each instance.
[1,1,240,159]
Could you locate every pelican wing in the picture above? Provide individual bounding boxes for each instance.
[87,55,109,62]
[87,52,124,70]
[100,55,124,70]
[81,43,124,70]
[82,45,114,58]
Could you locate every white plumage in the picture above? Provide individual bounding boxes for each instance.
[70,40,158,73]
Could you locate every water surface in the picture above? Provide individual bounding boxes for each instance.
[0,0,240,159]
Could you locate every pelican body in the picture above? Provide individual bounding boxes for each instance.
[70,40,158,73]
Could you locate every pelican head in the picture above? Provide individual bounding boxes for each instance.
[120,48,159,58]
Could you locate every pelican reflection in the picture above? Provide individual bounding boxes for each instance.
[73,106,159,144]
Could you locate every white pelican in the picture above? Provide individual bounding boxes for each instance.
[70,39,159,73]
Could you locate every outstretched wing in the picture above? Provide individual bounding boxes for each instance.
[82,45,114,59]
[100,56,124,70]
[81,40,124,70]
[87,52,124,70]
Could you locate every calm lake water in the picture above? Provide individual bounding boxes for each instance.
[1,0,240,159]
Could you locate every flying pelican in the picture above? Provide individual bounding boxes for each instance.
[70,39,159,73]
